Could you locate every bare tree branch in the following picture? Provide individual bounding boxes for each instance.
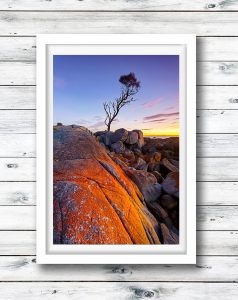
[103,73,140,131]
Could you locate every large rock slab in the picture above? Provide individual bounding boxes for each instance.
[161,158,179,173]
[160,223,179,244]
[53,126,160,245]
[125,168,161,204]
[133,129,144,148]
[160,194,177,210]
[162,172,179,198]
[126,131,139,145]
[111,141,125,154]
[111,128,128,143]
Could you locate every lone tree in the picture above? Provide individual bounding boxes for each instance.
[103,72,140,131]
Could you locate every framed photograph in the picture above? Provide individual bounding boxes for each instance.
[37,34,196,264]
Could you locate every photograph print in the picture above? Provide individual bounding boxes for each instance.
[37,35,196,264]
[53,55,179,245]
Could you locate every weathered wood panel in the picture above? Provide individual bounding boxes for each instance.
[0,256,237,281]
[196,86,238,110]
[197,182,238,205]
[1,181,237,206]
[196,110,238,134]
[0,62,35,85]
[0,230,237,256]
[197,158,238,181]
[197,231,238,255]
[0,182,35,205]
[1,0,238,11]
[198,61,238,85]
[1,133,238,158]
[0,282,237,300]
[3,37,238,62]
[1,110,238,134]
[1,85,238,110]
[0,158,35,181]
[0,206,236,230]
[0,86,35,109]
[0,157,237,181]
[0,134,35,157]
[0,157,238,181]
[0,231,35,255]
[197,134,238,157]
[0,111,35,133]
[2,61,238,85]
[0,37,35,62]
[2,12,238,36]
[197,37,238,61]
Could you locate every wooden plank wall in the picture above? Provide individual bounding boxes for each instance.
[0,0,238,299]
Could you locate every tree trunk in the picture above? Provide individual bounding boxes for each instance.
[107,123,111,132]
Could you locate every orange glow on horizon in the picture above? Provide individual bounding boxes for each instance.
[142,130,179,137]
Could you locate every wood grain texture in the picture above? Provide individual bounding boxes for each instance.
[3,37,238,62]
[198,61,238,85]
[0,134,35,157]
[0,182,35,205]
[197,134,238,157]
[196,86,238,109]
[197,182,238,205]
[0,157,237,181]
[0,158,35,181]
[2,61,238,85]
[0,282,237,300]
[1,181,237,206]
[0,110,35,133]
[197,158,238,181]
[0,206,236,230]
[1,110,238,134]
[197,37,238,61]
[0,86,35,109]
[196,110,238,134]
[1,0,238,11]
[0,256,237,281]
[0,230,237,256]
[1,12,238,36]
[2,86,238,110]
[1,133,238,158]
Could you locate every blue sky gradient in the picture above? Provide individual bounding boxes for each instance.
[54,55,179,136]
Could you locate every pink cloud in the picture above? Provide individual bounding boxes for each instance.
[142,98,161,109]
[144,118,166,123]
[144,112,179,121]
[89,121,105,128]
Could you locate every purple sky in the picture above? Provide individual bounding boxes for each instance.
[54,55,179,136]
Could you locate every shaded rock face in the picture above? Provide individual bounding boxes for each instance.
[126,131,139,145]
[125,169,161,204]
[97,128,144,152]
[162,172,179,198]
[160,194,177,210]
[111,128,128,143]
[53,126,161,245]
[161,158,179,174]
[111,141,125,154]
[133,130,145,148]
[142,137,179,159]
[96,128,180,242]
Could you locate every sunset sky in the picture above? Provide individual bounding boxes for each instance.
[54,55,179,136]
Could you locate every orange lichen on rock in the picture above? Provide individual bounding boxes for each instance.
[53,126,161,244]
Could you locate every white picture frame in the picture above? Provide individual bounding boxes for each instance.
[37,34,196,264]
